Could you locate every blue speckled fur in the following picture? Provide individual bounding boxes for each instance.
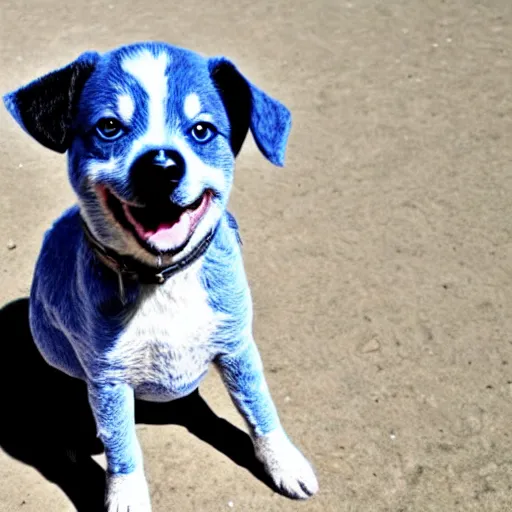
[4,42,317,509]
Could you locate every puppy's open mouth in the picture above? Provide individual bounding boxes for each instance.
[97,186,212,253]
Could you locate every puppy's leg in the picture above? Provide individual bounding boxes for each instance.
[88,382,151,512]
[217,339,318,499]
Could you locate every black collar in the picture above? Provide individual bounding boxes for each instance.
[81,219,217,285]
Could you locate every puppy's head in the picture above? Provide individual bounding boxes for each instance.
[4,42,291,265]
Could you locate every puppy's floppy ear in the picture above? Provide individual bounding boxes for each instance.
[3,51,100,153]
[209,57,291,167]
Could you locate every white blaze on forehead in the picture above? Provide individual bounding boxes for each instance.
[183,93,201,119]
[117,93,135,123]
[122,51,169,146]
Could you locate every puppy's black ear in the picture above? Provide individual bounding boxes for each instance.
[209,57,291,167]
[3,51,100,153]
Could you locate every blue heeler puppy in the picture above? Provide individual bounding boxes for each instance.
[3,41,318,511]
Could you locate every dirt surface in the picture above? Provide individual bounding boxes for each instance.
[1,1,511,511]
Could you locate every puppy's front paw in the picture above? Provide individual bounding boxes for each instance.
[254,428,319,500]
[106,467,152,512]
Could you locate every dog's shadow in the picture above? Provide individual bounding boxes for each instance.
[0,298,272,511]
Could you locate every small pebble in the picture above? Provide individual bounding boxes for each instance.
[18,163,23,168]
[7,240,16,250]
[446,38,452,43]
[360,338,380,354]
[227,501,234,508]
[390,431,396,440]
[284,396,291,403]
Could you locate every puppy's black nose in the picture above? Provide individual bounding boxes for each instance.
[130,149,185,203]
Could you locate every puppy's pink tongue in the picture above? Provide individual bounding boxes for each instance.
[146,213,191,251]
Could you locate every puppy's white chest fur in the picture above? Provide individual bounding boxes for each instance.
[108,263,219,401]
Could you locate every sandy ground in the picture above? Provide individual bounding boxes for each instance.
[1,0,511,511]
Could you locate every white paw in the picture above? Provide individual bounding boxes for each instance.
[253,428,319,499]
[106,467,152,512]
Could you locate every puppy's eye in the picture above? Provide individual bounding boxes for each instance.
[190,123,216,143]
[96,118,124,140]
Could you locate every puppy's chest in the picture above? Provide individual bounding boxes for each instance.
[107,267,220,397]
